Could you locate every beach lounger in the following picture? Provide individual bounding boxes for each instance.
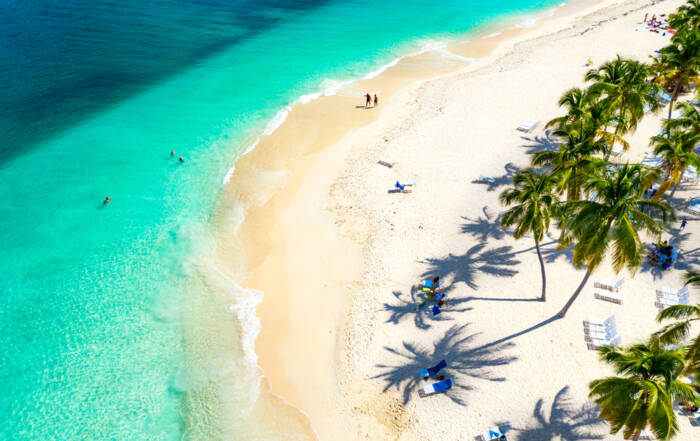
[389,181,412,194]
[682,165,698,182]
[377,159,396,168]
[611,142,625,156]
[517,120,539,132]
[419,360,446,379]
[656,286,689,297]
[687,197,700,215]
[594,291,624,304]
[639,428,656,440]
[422,378,453,396]
[594,278,624,292]
[585,315,616,330]
[665,110,682,120]
[656,92,672,104]
[479,175,497,184]
[641,153,664,167]
[480,428,503,441]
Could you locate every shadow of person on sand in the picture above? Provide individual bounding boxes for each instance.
[373,324,516,405]
[382,288,473,330]
[514,385,605,441]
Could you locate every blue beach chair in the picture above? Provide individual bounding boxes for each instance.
[419,360,446,378]
[422,378,453,395]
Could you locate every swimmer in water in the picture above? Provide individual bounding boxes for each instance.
[179,156,184,163]
[103,197,111,204]
[171,150,175,156]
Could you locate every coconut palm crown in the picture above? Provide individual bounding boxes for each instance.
[556,164,673,317]
[500,169,559,301]
[589,337,699,440]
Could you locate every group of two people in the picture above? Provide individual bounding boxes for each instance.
[364,93,378,108]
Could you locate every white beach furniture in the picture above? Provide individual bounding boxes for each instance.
[641,153,664,167]
[639,428,656,440]
[421,378,453,396]
[479,175,496,184]
[594,278,624,292]
[595,290,624,304]
[611,142,625,156]
[517,120,539,132]
[378,159,397,168]
[682,165,698,182]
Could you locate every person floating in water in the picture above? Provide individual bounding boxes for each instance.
[171,150,175,156]
[365,93,371,108]
[103,197,111,205]
[374,94,378,107]
[179,156,184,163]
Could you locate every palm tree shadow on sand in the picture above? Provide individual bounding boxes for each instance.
[373,324,516,405]
[514,386,605,441]
[383,288,473,330]
[420,243,520,290]
[461,206,507,243]
[520,130,560,155]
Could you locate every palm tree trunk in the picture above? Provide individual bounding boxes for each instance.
[535,239,546,302]
[668,80,683,120]
[557,268,592,317]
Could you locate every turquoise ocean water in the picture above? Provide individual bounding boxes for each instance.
[0,1,566,439]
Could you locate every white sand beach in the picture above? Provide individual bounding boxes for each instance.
[215,0,700,439]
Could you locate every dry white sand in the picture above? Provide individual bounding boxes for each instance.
[223,0,700,439]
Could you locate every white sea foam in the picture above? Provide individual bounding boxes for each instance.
[516,18,537,28]
[222,165,236,185]
[243,139,259,155]
[482,31,502,39]
[263,107,291,136]
[295,92,322,105]
[437,49,477,63]
[320,78,353,96]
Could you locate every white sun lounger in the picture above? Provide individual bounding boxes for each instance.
[639,428,656,440]
[656,286,689,297]
[479,175,496,184]
[586,315,616,329]
[422,378,453,396]
[517,120,539,132]
[594,291,624,304]
[594,278,624,292]
[682,165,698,182]
[378,159,397,168]
[611,143,625,156]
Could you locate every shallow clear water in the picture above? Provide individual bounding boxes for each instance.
[0,1,563,439]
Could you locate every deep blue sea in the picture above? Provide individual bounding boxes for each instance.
[0,1,564,439]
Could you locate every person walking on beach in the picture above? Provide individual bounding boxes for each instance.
[374,94,378,107]
[365,93,371,108]
[681,218,687,230]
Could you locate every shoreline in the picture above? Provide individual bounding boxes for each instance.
[208,0,692,439]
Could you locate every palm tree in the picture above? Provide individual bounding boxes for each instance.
[669,0,700,31]
[557,164,672,317]
[656,269,700,382]
[650,128,700,199]
[685,269,700,288]
[589,337,698,440]
[546,87,593,131]
[532,125,607,201]
[586,57,660,138]
[653,30,700,120]
[500,169,559,301]
[665,99,700,133]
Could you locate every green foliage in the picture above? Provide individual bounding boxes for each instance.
[560,164,672,273]
[589,338,699,440]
